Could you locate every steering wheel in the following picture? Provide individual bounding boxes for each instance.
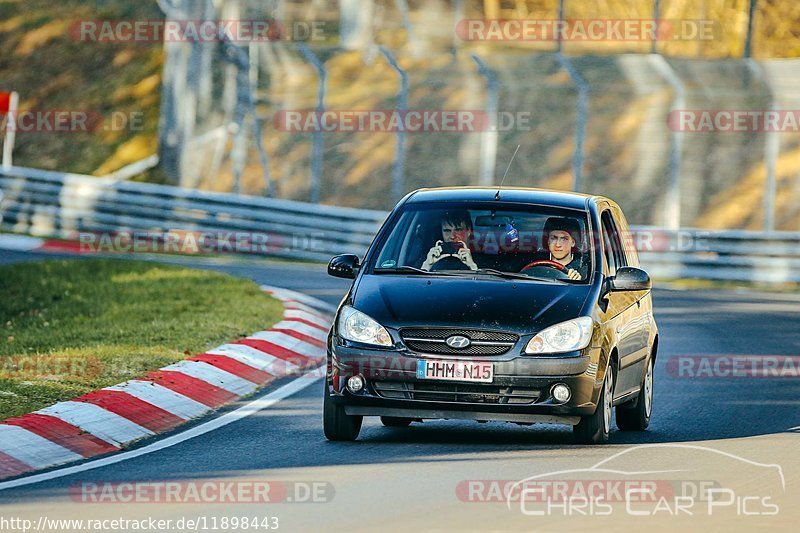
[429,255,471,271]
[519,259,568,273]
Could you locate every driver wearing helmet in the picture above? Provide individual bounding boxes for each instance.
[421,210,478,271]
[539,217,585,280]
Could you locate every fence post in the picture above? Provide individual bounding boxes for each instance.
[379,46,408,204]
[555,54,588,192]
[299,44,326,203]
[744,0,757,58]
[746,59,778,231]
[395,0,420,54]
[470,54,498,186]
[648,55,684,230]
[453,0,464,52]
[219,35,273,197]
[156,0,190,186]
[651,0,661,54]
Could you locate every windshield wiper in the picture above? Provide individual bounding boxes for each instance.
[476,268,559,283]
[374,266,459,276]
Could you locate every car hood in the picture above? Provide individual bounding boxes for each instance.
[350,274,592,334]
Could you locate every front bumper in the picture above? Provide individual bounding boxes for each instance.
[327,342,605,425]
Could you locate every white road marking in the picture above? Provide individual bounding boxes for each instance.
[262,286,337,313]
[160,360,258,395]
[283,301,328,317]
[36,402,154,447]
[0,372,323,491]
[0,426,82,469]
[105,381,210,420]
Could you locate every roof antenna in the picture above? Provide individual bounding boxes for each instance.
[495,144,520,201]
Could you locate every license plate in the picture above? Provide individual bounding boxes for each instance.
[416,359,494,383]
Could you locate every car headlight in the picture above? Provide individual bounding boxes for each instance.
[525,317,594,354]
[338,306,392,347]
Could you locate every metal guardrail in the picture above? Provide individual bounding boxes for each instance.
[1,166,800,283]
[0,166,386,262]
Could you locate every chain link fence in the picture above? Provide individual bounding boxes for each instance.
[155,0,800,232]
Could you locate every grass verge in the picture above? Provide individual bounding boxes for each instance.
[0,258,283,420]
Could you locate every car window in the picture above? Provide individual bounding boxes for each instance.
[601,210,627,277]
[370,201,593,283]
[611,205,639,267]
[601,215,617,276]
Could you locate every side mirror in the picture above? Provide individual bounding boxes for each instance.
[609,266,651,292]
[328,254,360,279]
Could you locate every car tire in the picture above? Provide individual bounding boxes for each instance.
[380,416,413,427]
[616,356,653,432]
[573,367,614,445]
[323,390,362,441]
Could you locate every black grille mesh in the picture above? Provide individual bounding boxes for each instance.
[373,381,540,404]
[400,328,518,355]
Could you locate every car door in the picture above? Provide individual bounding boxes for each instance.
[598,208,644,398]
[610,204,652,358]
[606,207,650,396]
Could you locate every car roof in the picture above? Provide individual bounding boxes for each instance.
[404,187,602,211]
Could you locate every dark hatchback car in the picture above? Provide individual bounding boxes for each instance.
[324,187,658,444]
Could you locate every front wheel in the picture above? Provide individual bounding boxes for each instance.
[617,357,654,431]
[323,390,362,441]
[574,367,614,445]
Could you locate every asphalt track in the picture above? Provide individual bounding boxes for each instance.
[0,249,798,531]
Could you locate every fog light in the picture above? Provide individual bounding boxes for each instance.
[551,383,571,403]
[346,375,365,393]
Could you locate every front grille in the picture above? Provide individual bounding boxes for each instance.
[400,328,518,356]
[373,380,540,405]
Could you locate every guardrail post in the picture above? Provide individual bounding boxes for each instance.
[649,54,685,230]
[470,54,498,186]
[379,46,408,204]
[555,53,588,192]
[299,44,326,203]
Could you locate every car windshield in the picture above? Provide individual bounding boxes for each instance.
[370,202,593,283]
